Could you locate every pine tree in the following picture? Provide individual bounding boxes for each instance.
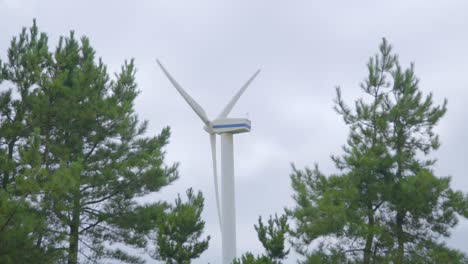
[287,39,468,263]
[232,253,275,264]
[234,214,290,264]
[0,21,180,263]
[255,214,290,262]
[382,41,467,263]
[151,188,210,264]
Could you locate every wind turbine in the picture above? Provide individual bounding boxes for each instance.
[157,60,260,264]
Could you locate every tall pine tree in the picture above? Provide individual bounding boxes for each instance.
[151,188,210,264]
[234,214,290,264]
[287,39,468,263]
[0,21,181,263]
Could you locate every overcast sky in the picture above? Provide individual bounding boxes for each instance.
[1,0,468,263]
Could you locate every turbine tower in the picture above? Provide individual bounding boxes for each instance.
[157,60,260,264]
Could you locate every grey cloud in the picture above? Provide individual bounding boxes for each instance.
[1,1,468,263]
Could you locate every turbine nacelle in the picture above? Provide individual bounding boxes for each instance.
[205,118,251,134]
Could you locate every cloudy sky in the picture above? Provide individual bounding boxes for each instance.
[1,0,468,263]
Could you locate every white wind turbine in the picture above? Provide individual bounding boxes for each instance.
[157,60,260,264]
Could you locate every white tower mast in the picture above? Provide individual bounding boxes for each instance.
[157,60,260,264]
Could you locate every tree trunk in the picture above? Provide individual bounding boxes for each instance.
[2,140,15,189]
[363,204,374,264]
[68,192,81,264]
[394,125,405,264]
[396,210,404,264]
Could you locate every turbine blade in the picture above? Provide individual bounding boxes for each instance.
[210,133,223,232]
[217,69,261,119]
[157,60,210,125]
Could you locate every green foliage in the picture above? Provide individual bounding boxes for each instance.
[235,213,290,264]
[405,242,468,264]
[0,20,180,263]
[303,243,351,264]
[255,214,290,261]
[287,165,353,249]
[232,253,276,264]
[151,188,210,264]
[287,39,468,264]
